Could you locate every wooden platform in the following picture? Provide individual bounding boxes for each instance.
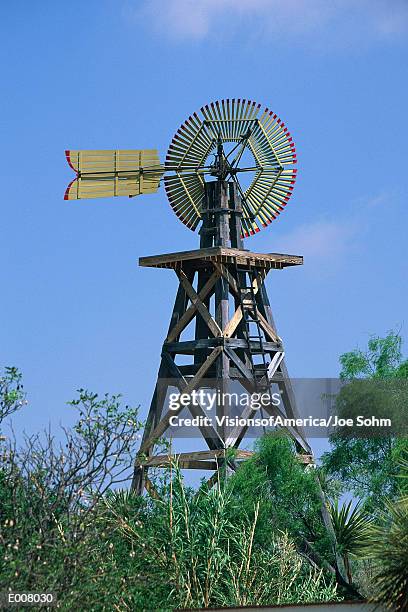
[136,449,314,469]
[139,246,303,270]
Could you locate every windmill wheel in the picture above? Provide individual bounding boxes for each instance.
[164,99,297,237]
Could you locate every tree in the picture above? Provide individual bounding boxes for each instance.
[230,434,330,552]
[338,331,407,379]
[0,367,26,426]
[322,331,408,514]
[0,377,143,596]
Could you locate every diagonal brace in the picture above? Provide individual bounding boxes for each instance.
[139,346,223,454]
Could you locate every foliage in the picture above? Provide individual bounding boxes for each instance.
[96,471,339,610]
[367,489,408,609]
[0,367,26,427]
[229,434,334,565]
[339,331,407,379]
[369,499,408,610]
[0,382,143,599]
[328,500,371,583]
[397,450,408,499]
[322,437,407,514]
[0,369,341,610]
[322,332,408,605]
[322,331,408,514]
[2,325,408,608]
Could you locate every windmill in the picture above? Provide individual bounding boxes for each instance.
[64,99,313,496]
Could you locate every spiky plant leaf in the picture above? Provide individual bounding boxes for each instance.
[329,500,371,558]
[367,498,408,611]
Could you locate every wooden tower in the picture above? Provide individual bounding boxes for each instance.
[131,176,312,494]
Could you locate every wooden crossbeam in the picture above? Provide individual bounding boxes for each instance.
[160,352,223,449]
[298,454,314,464]
[215,264,280,343]
[139,346,223,454]
[224,301,279,343]
[225,399,310,452]
[142,451,312,480]
[254,351,285,388]
[152,459,219,470]
[137,449,254,467]
[223,346,254,380]
[213,262,239,295]
[224,306,244,338]
[257,311,280,343]
[223,270,260,338]
[176,270,222,338]
[166,269,220,342]
[164,339,280,355]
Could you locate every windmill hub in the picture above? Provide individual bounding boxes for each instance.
[209,140,233,180]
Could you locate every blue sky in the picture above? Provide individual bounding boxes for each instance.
[1,1,407,452]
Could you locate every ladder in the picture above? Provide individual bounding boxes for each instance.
[234,263,271,392]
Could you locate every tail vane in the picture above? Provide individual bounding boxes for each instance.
[64,149,164,200]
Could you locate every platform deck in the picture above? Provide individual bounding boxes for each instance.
[139,246,303,270]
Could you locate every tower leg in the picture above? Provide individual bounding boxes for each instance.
[131,275,192,492]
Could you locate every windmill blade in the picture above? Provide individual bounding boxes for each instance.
[64,149,164,200]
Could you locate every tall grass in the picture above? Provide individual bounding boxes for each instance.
[104,466,339,609]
